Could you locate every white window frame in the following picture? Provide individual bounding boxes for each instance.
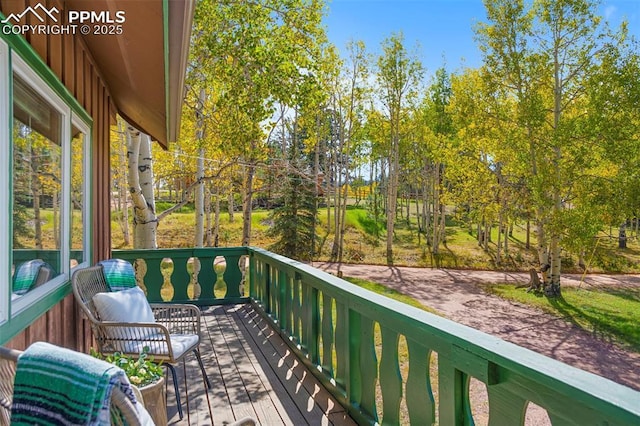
[11,51,72,317]
[70,113,91,273]
[0,38,8,325]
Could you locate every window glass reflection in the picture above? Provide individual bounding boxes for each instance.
[12,74,62,296]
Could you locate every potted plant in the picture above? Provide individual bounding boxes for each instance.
[91,347,167,425]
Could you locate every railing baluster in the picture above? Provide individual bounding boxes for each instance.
[356,314,378,423]
[270,268,279,322]
[272,265,280,317]
[283,271,293,336]
[321,293,334,377]
[334,301,348,393]
[304,285,319,364]
[277,269,286,330]
[406,340,435,425]
[380,326,402,425]
[171,256,190,301]
[198,254,216,300]
[249,253,263,300]
[142,257,163,302]
[223,254,242,298]
[292,274,301,343]
[264,262,272,314]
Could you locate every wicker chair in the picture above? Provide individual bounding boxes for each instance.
[72,264,211,421]
[0,346,142,425]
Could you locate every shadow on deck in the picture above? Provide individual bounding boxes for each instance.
[167,304,356,425]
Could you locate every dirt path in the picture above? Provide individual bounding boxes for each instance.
[314,263,640,392]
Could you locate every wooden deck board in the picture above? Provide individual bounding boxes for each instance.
[165,303,356,426]
[214,307,286,425]
[234,305,356,426]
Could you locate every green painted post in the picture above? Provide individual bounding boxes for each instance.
[486,387,527,425]
[438,355,467,425]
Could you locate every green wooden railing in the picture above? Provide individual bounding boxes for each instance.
[112,248,249,305]
[114,247,640,425]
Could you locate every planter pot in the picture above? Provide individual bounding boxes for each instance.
[136,377,167,426]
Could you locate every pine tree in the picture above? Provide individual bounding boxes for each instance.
[268,115,318,261]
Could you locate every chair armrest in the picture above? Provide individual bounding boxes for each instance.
[150,304,201,334]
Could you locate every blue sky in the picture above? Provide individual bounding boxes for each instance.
[323,0,640,73]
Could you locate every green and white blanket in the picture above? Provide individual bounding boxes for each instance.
[10,342,138,425]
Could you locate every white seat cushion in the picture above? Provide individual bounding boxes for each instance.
[92,286,157,340]
[124,333,199,359]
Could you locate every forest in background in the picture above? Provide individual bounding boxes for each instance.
[110,0,640,296]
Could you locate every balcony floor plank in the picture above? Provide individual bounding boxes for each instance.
[166,304,356,425]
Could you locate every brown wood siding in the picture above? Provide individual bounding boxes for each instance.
[3,0,114,352]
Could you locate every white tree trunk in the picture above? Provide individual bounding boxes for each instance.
[241,162,255,246]
[432,163,441,254]
[118,120,131,246]
[194,89,206,248]
[194,147,205,247]
[215,188,221,247]
[205,185,212,247]
[127,127,158,249]
[536,216,550,284]
[386,132,400,263]
[496,214,503,264]
[228,192,234,223]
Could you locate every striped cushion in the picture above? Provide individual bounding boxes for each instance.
[12,260,45,295]
[99,259,137,292]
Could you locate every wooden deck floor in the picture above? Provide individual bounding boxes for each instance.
[166,304,357,426]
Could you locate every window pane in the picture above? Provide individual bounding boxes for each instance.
[12,74,62,290]
[70,124,85,268]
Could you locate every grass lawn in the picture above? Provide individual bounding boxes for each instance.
[343,276,439,315]
[111,203,640,274]
[484,284,640,352]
